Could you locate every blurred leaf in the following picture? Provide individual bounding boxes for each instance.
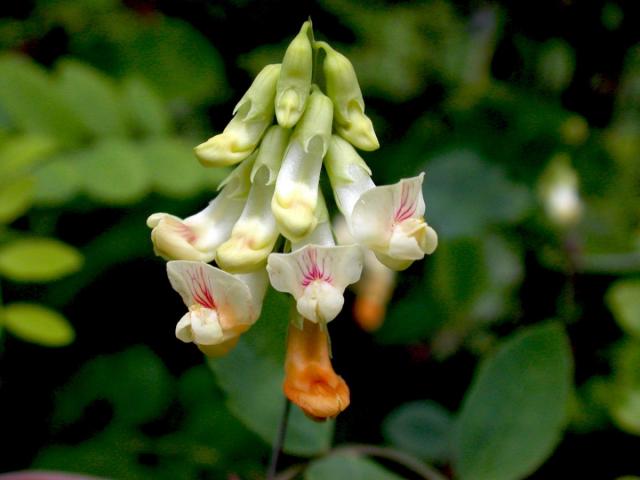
[0,237,83,282]
[78,15,227,104]
[121,76,171,136]
[208,291,332,457]
[454,322,572,480]
[1,302,75,347]
[53,346,173,426]
[0,176,35,223]
[383,400,453,463]
[33,156,82,206]
[0,54,87,144]
[305,453,403,480]
[607,279,640,339]
[537,39,575,93]
[77,139,151,204]
[609,340,640,435]
[570,376,611,433]
[139,138,227,198]
[55,59,128,138]
[424,150,531,239]
[0,134,59,183]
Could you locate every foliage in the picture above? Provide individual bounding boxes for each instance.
[0,0,639,479]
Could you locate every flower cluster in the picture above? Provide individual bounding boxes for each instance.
[148,21,437,420]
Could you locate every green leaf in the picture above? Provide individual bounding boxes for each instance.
[454,322,572,480]
[0,237,83,282]
[53,345,173,426]
[2,302,75,347]
[113,17,227,104]
[138,138,226,198]
[609,339,640,435]
[0,176,35,223]
[33,156,82,206]
[0,134,59,183]
[55,59,128,138]
[383,400,453,463]
[305,453,404,480]
[0,54,87,144]
[208,290,332,457]
[121,76,171,136]
[607,279,640,339]
[78,139,151,204]
[424,150,532,239]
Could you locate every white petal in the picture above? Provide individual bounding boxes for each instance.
[267,245,363,323]
[351,174,426,248]
[175,313,194,343]
[166,261,257,329]
[297,281,345,324]
[190,308,224,345]
[148,213,215,262]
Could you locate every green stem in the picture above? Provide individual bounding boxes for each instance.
[266,398,292,480]
[331,444,449,480]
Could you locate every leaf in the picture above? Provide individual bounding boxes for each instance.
[84,16,227,104]
[305,453,404,480]
[0,54,87,144]
[383,400,454,463]
[0,134,59,183]
[138,138,227,198]
[53,346,173,427]
[55,59,128,138]
[77,139,151,204]
[208,290,333,457]
[424,150,532,239]
[453,322,573,480]
[2,302,75,347]
[609,339,640,435]
[121,76,171,136]
[0,238,83,282]
[33,156,82,206]
[0,176,35,223]
[607,279,640,339]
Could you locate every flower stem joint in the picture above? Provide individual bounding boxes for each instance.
[147,20,438,420]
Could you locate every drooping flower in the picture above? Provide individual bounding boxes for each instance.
[317,41,379,151]
[325,135,438,270]
[215,126,290,273]
[167,260,267,357]
[267,223,362,324]
[271,87,333,242]
[283,318,350,420]
[275,20,313,128]
[195,64,280,167]
[147,153,254,262]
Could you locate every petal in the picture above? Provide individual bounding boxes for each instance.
[167,261,257,330]
[175,312,194,343]
[351,174,426,251]
[267,245,363,323]
[148,213,215,262]
[190,308,224,345]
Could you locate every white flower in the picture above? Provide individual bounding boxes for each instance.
[195,64,280,167]
[147,154,255,262]
[267,234,363,324]
[271,88,333,241]
[167,260,267,355]
[215,126,289,273]
[325,135,437,270]
[318,41,379,151]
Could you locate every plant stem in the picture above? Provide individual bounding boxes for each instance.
[266,398,291,480]
[332,444,449,480]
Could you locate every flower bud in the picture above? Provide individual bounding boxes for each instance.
[276,21,313,128]
[271,88,333,241]
[195,64,280,167]
[318,41,379,151]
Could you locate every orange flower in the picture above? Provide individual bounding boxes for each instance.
[283,319,350,421]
